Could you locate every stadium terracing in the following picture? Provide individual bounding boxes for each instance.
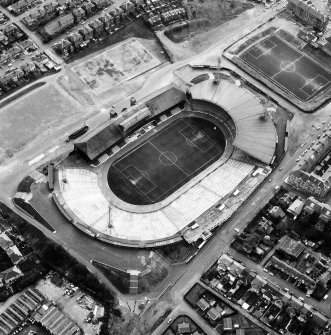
[52,73,279,248]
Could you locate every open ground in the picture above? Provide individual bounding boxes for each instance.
[73,38,161,94]
[239,34,331,101]
[107,117,226,205]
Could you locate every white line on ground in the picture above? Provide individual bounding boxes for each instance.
[28,154,45,166]
[49,145,59,153]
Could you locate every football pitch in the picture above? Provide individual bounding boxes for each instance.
[107,117,226,205]
[240,34,331,101]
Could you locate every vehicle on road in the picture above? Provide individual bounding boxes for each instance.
[167,318,173,324]
[299,297,304,301]
[323,294,328,301]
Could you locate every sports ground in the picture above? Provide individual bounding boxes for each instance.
[73,39,160,94]
[240,34,331,101]
[107,117,226,205]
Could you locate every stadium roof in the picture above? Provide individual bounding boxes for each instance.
[74,121,122,160]
[74,84,185,160]
[145,84,186,114]
[190,79,277,164]
[119,106,151,132]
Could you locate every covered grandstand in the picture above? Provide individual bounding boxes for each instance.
[74,84,186,160]
[189,78,277,164]
[52,76,278,247]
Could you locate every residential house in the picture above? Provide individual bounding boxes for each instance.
[269,205,286,221]
[109,7,124,23]
[0,233,13,250]
[287,198,304,217]
[20,38,37,52]
[207,307,221,321]
[0,52,9,66]
[43,2,58,14]
[196,298,209,312]
[7,44,22,58]
[91,0,110,9]
[178,323,190,334]
[13,67,25,81]
[78,25,94,41]
[319,205,331,222]
[3,24,22,41]
[304,196,323,215]
[0,31,9,46]
[88,18,104,35]
[120,1,135,14]
[99,13,113,29]
[7,245,23,264]
[22,9,43,28]
[53,38,74,55]
[68,32,84,49]
[8,0,29,15]
[130,0,143,8]
[72,7,86,22]
[0,265,23,286]
[21,61,36,74]
[82,2,95,16]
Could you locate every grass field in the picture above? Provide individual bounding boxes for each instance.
[240,34,331,101]
[73,38,160,94]
[107,117,226,205]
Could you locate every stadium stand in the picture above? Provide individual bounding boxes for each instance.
[52,78,276,246]
[189,79,277,164]
[54,159,255,243]
[74,84,186,160]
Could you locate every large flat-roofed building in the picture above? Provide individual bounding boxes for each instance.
[287,0,329,31]
[278,236,305,258]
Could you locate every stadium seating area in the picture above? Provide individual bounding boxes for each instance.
[190,79,277,164]
[55,159,255,243]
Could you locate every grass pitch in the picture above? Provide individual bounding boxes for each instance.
[107,117,226,205]
[240,34,331,101]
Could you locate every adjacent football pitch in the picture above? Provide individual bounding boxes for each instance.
[73,38,160,94]
[107,117,226,205]
[239,34,331,101]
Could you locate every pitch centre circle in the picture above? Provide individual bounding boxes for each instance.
[280,60,295,72]
[159,151,177,165]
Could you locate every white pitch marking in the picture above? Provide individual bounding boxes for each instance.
[49,145,59,153]
[28,154,45,166]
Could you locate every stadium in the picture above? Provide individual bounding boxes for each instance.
[51,71,279,248]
